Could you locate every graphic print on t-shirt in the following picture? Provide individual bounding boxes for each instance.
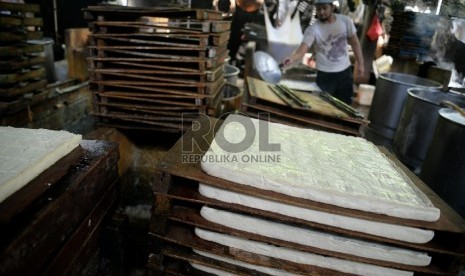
[321,33,347,62]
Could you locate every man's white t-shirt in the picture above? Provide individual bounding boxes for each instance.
[303,14,356,73]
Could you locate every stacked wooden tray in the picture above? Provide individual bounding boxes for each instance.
[84,6,230,132]
[148,116,465,275]
[0,2,47,106]
[0,140,120,276]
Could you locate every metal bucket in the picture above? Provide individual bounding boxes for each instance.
[221,83,243,114]
[224,64,240,85]
[393,89,465,171]
[368,73,442,139]
[420,108,465,218]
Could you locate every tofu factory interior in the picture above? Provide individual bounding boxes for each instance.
[2,0,465,275]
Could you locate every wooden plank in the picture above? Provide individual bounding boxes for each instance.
[147,254,221,276]
[0,44,43,57]
[0,31,43,42]
[161,244,282,276]
[159,205,453,274]
[89,68,210,84]
[151,224,352,276]
[157,182,464,256]
[210,31,230,46]
[0,67,45,84]
[92,20,212,34]
[95,91,205,105]
[88,44,226,59]
[83,6,223,20]
[87,57,206,73]
[0,79,46,98]
[92,75,224,95]
[0,16,43,27]
[93,113,193,131]
[0,56,45,72]
[90,32,210,47]
[0,2,40,13]
[244,103,361,136]
[97,122,185,133]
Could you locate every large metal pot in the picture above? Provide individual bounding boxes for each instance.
[393,89,465,171]
[368,73,442,139]
[420,108,465,218]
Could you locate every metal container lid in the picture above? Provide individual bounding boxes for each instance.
[408,88,465,106]
[439,108,465,126]
[379,72,442,89]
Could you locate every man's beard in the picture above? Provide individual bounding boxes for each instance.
[318,16,329,22]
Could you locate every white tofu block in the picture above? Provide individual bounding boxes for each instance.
[198,183,434,244]
[0,127,82,203]
[200,206,431,266]
[201,114,439,221]
[195,228,413,276]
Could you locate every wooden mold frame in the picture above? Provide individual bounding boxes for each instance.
[148,116,465,275]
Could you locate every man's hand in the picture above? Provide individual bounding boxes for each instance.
[282,57,293,68]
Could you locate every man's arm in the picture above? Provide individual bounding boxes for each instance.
[283,42,310,67]
[348,34,365,80]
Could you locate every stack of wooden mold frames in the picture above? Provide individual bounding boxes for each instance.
[0,2,47,115]
[0,127,120,275]
[149,115,465,275]
[84,6,230,132]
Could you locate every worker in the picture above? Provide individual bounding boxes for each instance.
[283,0,364,104]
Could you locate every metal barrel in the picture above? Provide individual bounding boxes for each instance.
[368,73,442,139]
[420,108,465,218]
[393,88,465,171]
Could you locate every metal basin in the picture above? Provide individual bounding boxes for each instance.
[393,89,465,171]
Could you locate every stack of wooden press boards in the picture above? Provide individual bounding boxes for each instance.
[0,127,120,276]
[84,6,230,132]
[0,2,47,115]
[149,115,465,275]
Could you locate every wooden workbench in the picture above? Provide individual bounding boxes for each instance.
[244,77,369,136]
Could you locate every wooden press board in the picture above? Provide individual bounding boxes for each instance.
[247,77,351,119]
